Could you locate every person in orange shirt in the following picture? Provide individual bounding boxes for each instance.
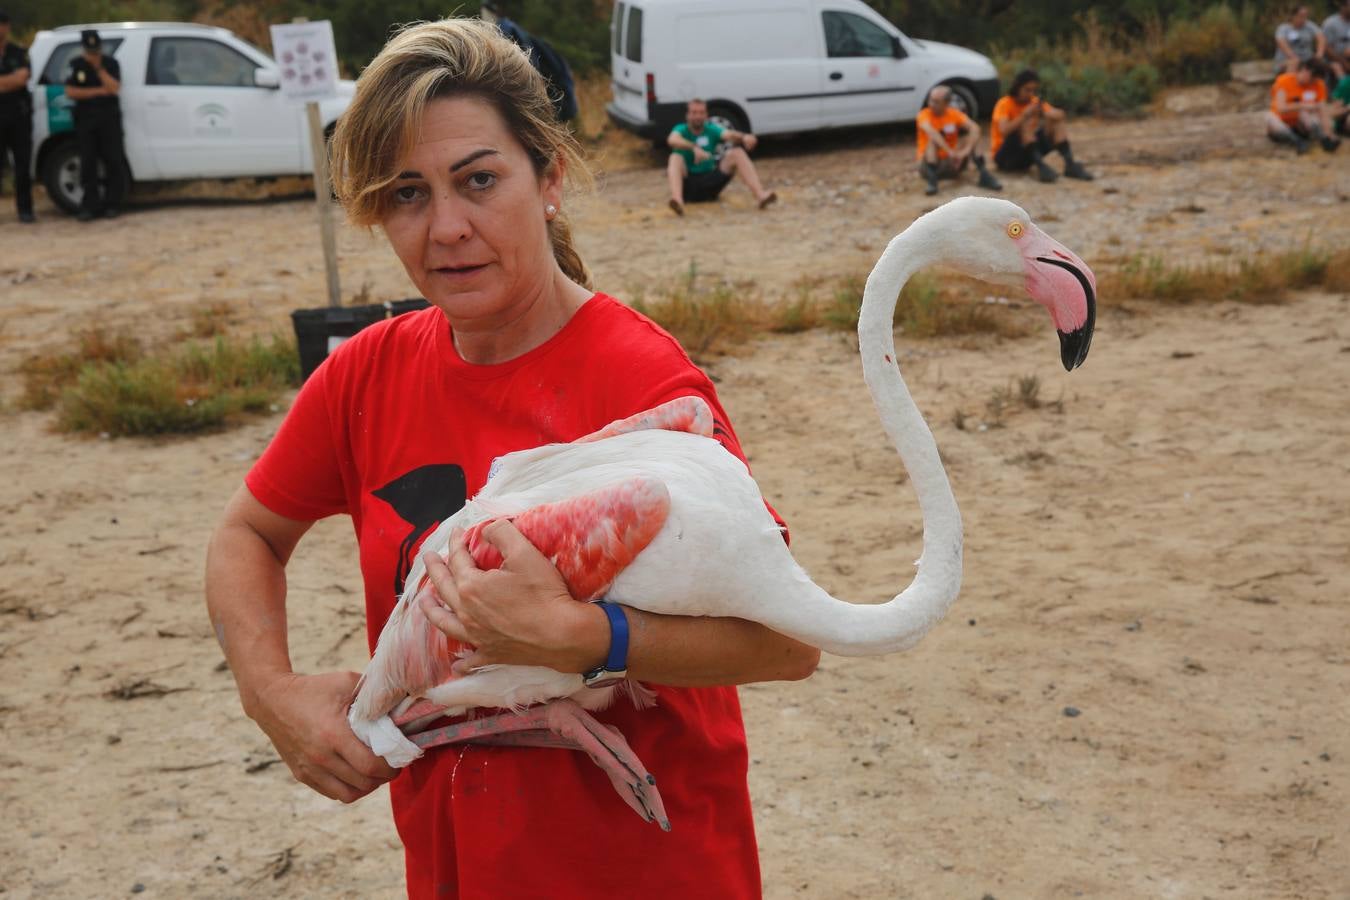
[991,69,1093,183]
[916,85,1002,196]
[1266,58,1341,153]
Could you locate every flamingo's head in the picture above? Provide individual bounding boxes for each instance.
[917,197,1097,371]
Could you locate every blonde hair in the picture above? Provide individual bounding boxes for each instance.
[330,18,592,288]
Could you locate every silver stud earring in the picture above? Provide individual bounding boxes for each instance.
[545,203,557,217]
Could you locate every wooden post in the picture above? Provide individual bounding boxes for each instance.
[306,101,341,307]
[292,15,341,308]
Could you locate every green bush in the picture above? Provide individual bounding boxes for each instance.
[1155,5,1259,84]
[55,334,299,437]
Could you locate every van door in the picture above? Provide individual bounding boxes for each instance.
[609,3,649,126]
[818,7,921,127]
[673,7,821,135]
[141,35,303,178]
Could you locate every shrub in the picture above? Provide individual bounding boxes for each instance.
[19,329,143,411]
[1154,5,1259,84]
[53,334,299,437]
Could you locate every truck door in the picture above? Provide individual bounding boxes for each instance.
[141,35,302,178]
[818,8,921,127]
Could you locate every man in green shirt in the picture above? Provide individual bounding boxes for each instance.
[666,99,776,216]
[1333,74,1350,134]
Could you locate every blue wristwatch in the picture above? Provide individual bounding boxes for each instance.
[582,600,630,688]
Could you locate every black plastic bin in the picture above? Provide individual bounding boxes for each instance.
[291,299,431,381]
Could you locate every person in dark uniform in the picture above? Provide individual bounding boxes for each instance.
[64,29,125,220]
[0,10,35,223]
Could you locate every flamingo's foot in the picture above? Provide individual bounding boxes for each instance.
[408,698,670,831]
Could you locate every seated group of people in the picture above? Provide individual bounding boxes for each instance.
[1267,57,1347,151]
[664,68,1093,213]
[1265,2,1350,149]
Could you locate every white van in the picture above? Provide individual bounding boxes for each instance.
[606,0,1001,141]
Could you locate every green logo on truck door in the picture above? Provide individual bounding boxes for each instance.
[46,85,73,134]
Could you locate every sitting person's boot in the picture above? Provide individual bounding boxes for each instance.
[973,156,1002,191]
[1055,140,1093,180]
[1321,135,1341,152]
[1036,160,1059,182]
[919,161,939,196]
[1064,160,1094,180]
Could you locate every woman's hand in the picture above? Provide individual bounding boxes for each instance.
[249,671,400,803]
[418,521,608,676]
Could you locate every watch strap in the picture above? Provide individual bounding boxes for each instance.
[596,600,629,674]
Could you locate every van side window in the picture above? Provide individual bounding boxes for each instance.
[612,3,626,56]
[625,6,644,63]
[822,11,892,58]
[147,37,259,87]
[38,37,124,84]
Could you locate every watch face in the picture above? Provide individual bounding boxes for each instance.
[583,669,628,689]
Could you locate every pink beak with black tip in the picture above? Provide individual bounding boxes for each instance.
[1021,225,1097,371]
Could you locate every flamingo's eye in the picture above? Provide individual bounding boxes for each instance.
[1007,222,1024,238]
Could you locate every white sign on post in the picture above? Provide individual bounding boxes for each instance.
[269,20,339,103]
[270,18,342,307]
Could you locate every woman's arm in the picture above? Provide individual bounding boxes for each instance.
[206,485,399,802]
[418,520,820,687]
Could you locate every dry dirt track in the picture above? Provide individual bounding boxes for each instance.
[1,104,1348,898]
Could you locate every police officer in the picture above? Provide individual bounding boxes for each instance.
[0,10,34,223]
[64,29,126,221]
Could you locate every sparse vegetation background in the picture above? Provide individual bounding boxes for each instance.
[3,0,1297,115]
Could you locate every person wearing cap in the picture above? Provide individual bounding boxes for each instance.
[63,29,126,220]
[0,9,35,223]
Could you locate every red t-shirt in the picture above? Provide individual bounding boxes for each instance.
[245,294,770,899]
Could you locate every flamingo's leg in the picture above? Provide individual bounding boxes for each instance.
[392,698,451,732]
[574,396,714,444]
[409,699,670,831]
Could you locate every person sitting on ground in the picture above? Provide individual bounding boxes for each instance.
[1331,69,1350,134]
[1323,0,1350,79]
[990,69,1093,183]
[1275,5,1327,74]
[1267,58,1341,152]
[666,99,776,216]
[915,85,1001,196]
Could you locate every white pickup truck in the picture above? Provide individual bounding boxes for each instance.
[26,21,354,214]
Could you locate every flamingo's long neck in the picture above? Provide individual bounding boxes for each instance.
[773,226,963,656]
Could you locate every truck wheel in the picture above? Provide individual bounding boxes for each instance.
[41,141,89,215]
[943,82,980,119]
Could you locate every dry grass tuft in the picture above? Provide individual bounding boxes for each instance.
[21,327,299,437]
[19,329,143,411]
[818,272,1027,339]
[56,334,300,437]
[1108,246,1336,304]
[633,265,1029,359]
[631,264,765,360]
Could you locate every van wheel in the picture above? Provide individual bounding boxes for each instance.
[708,103,749,134]
[41,141,87,215]
[943,82,980,119]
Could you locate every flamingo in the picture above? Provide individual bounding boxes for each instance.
[347,196,1097,829]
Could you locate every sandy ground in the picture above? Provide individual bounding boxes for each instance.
[1,103,1348,898]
